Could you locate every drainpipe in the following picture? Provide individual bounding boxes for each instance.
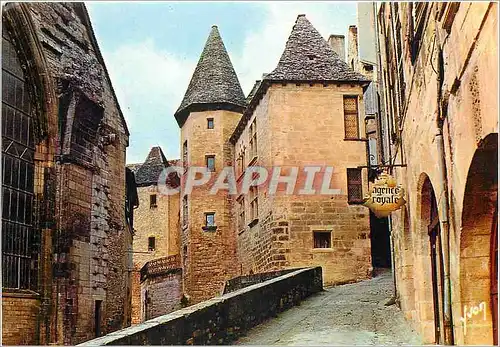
[434,21,454,345]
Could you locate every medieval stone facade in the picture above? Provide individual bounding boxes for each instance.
[376,2,498,345]
[2,3,134,345]
[174,15,376,305]
[127,147,180,324]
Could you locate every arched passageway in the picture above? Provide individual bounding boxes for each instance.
[460,133,498,345]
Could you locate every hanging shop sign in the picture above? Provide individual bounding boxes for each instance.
[363,173,406,218]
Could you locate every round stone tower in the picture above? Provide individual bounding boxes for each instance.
[174,25,246,304]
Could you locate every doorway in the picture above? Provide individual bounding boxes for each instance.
[419,175,445,344]
[370,211,391,269]
[95,300,102,338]
[427,188,445,344]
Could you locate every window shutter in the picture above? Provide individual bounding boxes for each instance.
[347,168,363,204]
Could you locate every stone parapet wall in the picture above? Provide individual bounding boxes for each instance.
[78,267,322,346]
[223,269,296,294]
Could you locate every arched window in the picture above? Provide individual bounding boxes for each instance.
[2,30,39,291]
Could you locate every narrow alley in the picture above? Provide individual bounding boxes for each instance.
[236,271,422,345]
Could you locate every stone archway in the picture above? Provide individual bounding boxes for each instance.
[415,173,445,343]
[459,133,498,345]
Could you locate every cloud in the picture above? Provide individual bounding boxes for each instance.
[100,39,195,163]
[93,2,356,163]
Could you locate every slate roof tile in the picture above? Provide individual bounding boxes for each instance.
[264,15,369,83]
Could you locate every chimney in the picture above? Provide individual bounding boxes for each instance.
[347,25,359,71]
[328,34,346,62]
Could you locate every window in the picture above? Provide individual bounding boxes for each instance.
[343,96,359,139]
[203,212,216,231]
[182,245,188,267]
[205,213,215,227]
[410,2,429,64]
[182,195,188,227]
[313,231,332,249]
[347,168,363,204]
[2,32,39,291]
[237,148,246,178]
[249,186,258,225]
[150,194,157,208]
[393,5,406,113]
[249,118,257,160]
[182,140,188,172]
[207,118,214,129]
[148,237,156,251]
[238,197,245,231]
[206,155,215,172]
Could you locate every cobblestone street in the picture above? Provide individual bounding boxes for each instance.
[236,270,422,345]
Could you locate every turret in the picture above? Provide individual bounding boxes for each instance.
[175,25,245,303]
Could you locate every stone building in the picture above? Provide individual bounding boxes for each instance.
[175,15,375,304]
[126,146,180,323]
[376,2,498,345]
[231,15,373,286]
[1,2,134,345]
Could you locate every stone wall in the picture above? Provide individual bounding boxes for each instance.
[1,3,131,345]
[140,269,183,321]
[1,295,40,345]
[377,2,498,344]
[78,267,323,346]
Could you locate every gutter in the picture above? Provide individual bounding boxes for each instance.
[434,13,454,345]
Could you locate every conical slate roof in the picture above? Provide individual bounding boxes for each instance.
[134,146,169,186]
[174,26,246,127]
[264,15,369,83]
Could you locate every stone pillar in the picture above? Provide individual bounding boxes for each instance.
[328,34,345,62]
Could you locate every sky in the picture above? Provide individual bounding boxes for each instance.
[86,1,358,164]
